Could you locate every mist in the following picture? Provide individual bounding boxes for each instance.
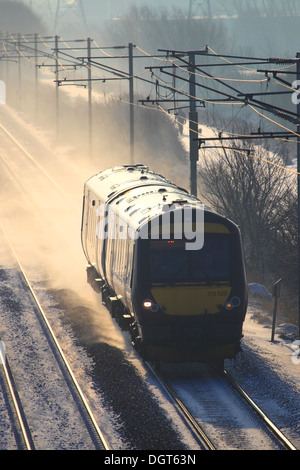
[0,0,45,32]
[36,1,300,58]
[1,0,299,329]
[0,1,190,351]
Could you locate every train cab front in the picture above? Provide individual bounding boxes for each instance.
[131,223,247,364]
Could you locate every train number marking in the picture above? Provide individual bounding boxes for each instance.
[207,291,228,297]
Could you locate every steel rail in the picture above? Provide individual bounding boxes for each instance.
[223,369,297,451]
[149,362,298,451]
[146,362,216,450]
[0,224,110,451]
[0,348,34,450]
[0,121,80,212]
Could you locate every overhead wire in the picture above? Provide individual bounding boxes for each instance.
[227,147,299,175]
[62,41,300,176]
[165,55,269,84]
[151,99,300,175]
[2,34,298,176]
[150,68,245,106]
[38,34,52,48]
[152,49,300,146]
[248,103,300,138]
[121,76,299,176]
[140,58,300,176]
[206,45,269,72]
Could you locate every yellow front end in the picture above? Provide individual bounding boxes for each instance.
[151,284,231,316]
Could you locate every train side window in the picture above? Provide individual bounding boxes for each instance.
[81,195,85,231]
[90,205,96,247]
[115,237,121,275]
[107,236,115,281]
[130,244,135,288]
[88,206,93,243]
[121,239,127,278]
[117,238,123,277]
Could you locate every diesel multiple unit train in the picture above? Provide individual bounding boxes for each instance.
[81,164,247,364]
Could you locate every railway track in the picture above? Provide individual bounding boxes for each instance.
[0,346,34,450]
[0,120,80,212]
[222,369,297,451]
[145,362,215,450]
[0,226,110,450]
[148,362,297,451]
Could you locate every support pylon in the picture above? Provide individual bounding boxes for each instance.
[54,0,87,32]
[188,0,212,20]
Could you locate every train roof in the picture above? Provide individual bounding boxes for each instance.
[85,164,183,201]
[85,164,236,232]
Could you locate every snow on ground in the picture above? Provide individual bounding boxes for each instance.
[225,301,300,448]
[242,309,299,388]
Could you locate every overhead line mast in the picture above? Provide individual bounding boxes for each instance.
[54,0,87,32]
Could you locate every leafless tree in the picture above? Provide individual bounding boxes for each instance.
[104,5,231,54]
[199,131,296,285]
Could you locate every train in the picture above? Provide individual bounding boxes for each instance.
[81,164,247,364]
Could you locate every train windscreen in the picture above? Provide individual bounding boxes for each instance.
[150,235,231,285]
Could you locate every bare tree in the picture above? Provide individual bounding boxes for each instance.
[103,5,231,54]
[199,133,295,282]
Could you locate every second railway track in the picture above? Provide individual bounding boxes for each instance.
[0,224,110,450]
[0,345,34,449]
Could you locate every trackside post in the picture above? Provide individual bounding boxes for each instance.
[271,278,282,342]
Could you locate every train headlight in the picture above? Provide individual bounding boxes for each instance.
[225,301,233,310]
[225,297,241,311]
[143,299,159,312]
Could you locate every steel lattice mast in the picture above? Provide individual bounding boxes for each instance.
[20,0,87,31]
[54,0,87,31]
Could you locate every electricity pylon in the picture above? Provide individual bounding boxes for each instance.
[54,0,87,32]
[188,0,212,19]
[20,1,87,31]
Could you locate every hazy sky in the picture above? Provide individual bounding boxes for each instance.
[84,1,189,19]
[2,1,299,57]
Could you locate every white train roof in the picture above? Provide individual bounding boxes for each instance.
[85,164,222,231]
